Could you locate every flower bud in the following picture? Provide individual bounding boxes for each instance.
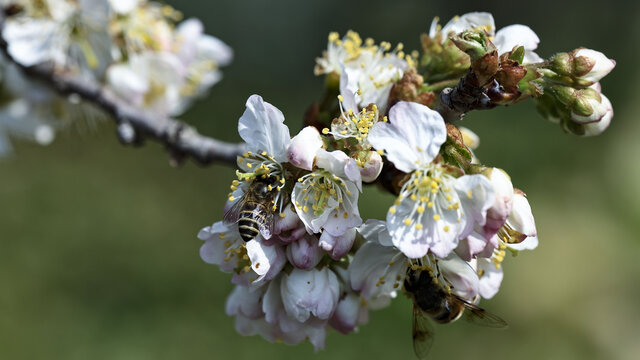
[319,227,356,260]
[287,126,323,171]
[352,150,383,183]
[286,234,323,270]
[573,48,616,83]
[570,88,612,124]
[281,268,340,322]
[329,293,365,334]
[573,93,613,136]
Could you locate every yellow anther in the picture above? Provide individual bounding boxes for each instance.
[343,212,349,218]
[427,202,434,208]
[377,149,384,155]
[417,206,425,213]
[404,218,412,226]
[338,95,344,102]
[303,205,309,212]
[279,213,286,218]
[433,214,441,221]
[247,163,252,168]
[410,194,417,201]
[228,196,235,202]
[467,190,473,198]
[415,224,423,230]
[443,225,450,232]
[389,207,396,214]
[322,128,329,135]
[446,195,452,201]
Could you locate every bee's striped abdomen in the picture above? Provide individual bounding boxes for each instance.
[238,201,269,242]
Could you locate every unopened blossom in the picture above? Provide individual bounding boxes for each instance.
[287,126,324,171]
[368,101,495,258]
[227,281,326,350]
[286,234,324,270]
[281,268,341,323]
[431,12,542,63]
[571,90,613,128]
[319,227,357,260]
[573,49,616,83]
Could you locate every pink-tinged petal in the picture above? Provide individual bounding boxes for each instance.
[359,151,383,183]
[455,174,495,238]
[319,227,356,260]
[482,168,514,239]
[439,254,479,300]
[456,231,491,261]
[238,95,291,162]
[329,293,362,334]
[368,101,446,173]
[286,234,323,270]
[477,258,504,299]
[287,126,323,171]
[280,268,340,322]
[494,24,542,63]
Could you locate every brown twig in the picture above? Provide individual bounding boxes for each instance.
[0,14,244,166]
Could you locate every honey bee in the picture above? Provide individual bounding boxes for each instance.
[404,268,508,359]
[224,176,279,242]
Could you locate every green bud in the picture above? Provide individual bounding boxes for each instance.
[509,46,525,64]
[451,30,496,62]
[552,85,575,106]
[549,53,573,76]
[572,95,594,117]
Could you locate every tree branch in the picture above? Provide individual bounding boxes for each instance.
[0,14,244,166]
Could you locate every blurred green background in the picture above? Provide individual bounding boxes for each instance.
[1,0,639,359]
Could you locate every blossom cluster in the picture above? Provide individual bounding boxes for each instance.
[0,0,232,155]
[194,11,614,352]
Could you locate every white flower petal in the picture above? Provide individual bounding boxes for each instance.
[318,227,356,260]
[440,12,496,38]
[238,95,291,162]
[477,258,504,299]
[575,49,616,83]
[454,174,495,239]
[368,102,446,173]
[438,254,479,300]
[494,24,542,63]
[349,240,406,300]
[286,234,323,270]
[287,126,323,171]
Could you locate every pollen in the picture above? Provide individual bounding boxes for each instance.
[343,212,349,218]
[246,163,252,168]
[415,224,423,230]
[433,214,441,221]
[322,128,329,134]
[443,225,450,232]
[338,95,344,102]
[403,218,412,226]
[467,190,473,198]
[417,206,425,213]
[427,202,434,208]
[303,205,309,212]
[410,194,417,201]
[389,207,396,214]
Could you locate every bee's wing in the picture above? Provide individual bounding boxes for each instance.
[256,209,275,239]
[223,196,246,225]
[458,297,508,328]
[412,305,435,360]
